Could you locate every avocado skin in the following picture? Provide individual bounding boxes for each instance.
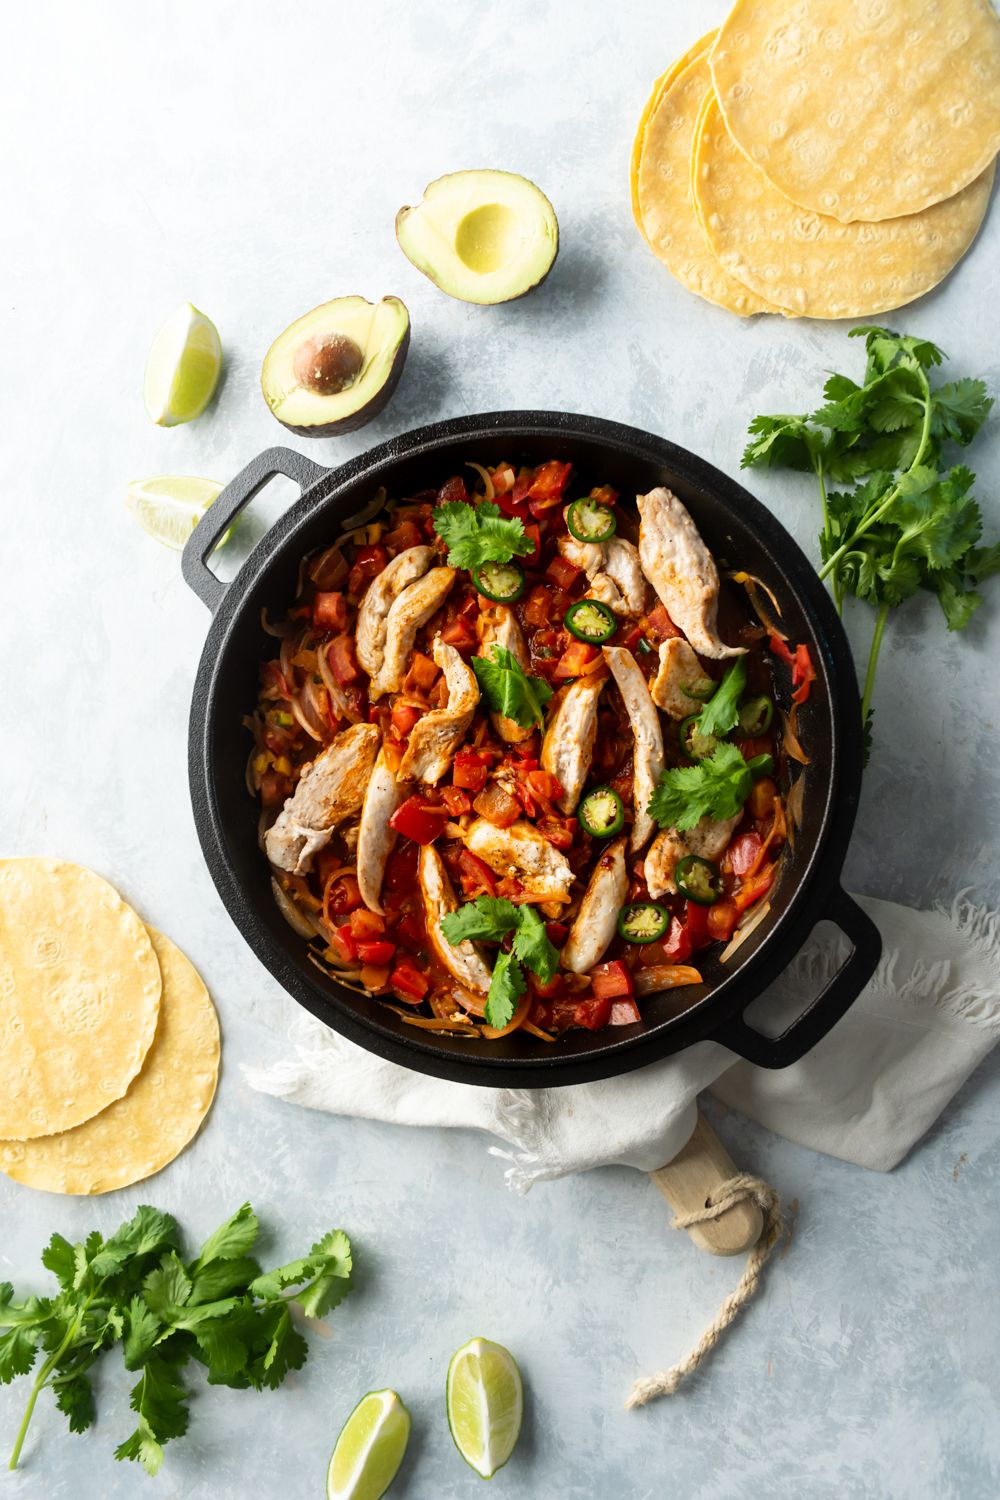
[269,322,410,438]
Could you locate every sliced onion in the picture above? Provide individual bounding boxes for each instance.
[271,877,320,939]
[317,641,363,725]
[290,689,324,741]
[719,900,772,964]
[522,1021,556,1042]
[245,746,261,798]
[305,544,349,591]
[784,774,805,850]
[391,1007,482,1035]
[726,570,788,641]
[632,965,703,996]
[261,607,294,638]
[339,485,388,536]
[466,461,495,500]
[779,705,811,766]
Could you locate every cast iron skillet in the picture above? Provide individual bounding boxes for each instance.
[182,411,881,1088]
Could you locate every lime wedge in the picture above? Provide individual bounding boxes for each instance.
[446,1337,523,1479]
[143,301,222,426]
[326,1390,411,1500]
[126,475,224,550]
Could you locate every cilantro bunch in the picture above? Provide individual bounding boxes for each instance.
[471,645,553,731]
[743,326,998,754]
[1,1204,351,1476]
[440,896,559,1028]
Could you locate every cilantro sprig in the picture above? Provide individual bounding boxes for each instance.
[647,742,771,832]
[471,645,554,730]
[694,657,746,739]
[432,499,533,570]
[1,1204,352,1476]
[743,326,997,755]
[440,896,559,1029]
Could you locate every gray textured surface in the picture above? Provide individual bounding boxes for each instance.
[2,0,999,1495]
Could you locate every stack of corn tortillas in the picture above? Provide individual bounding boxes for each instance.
[0,858,219,1195]
[631,0,1000,319]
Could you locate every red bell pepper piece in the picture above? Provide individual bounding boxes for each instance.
[553,641,602,679]
[326,634,361,687]
[574,995,613,1030]
[728,831,764,877]
[683,901,712,951]
[389,797,448,846]
[645,604,683,642]
[440,786,472,816]
[661,916,693,964]
[391,702,422,738]
[325,874,364,916]
[457,849,497,897]
[546,554,582,591]
[440,616,478,651]
[356,939,397,966]
[312,591,350,633]
[390,959,430,1003]
[791,643,816,705]
[706,898,739,943]
[590,960,634,1001]
[349,908,385,940]
[528,460,572,502]
[734,863,777,914]
[769,634,796,667]
[347,544,388,598]
[453,749,490,792]
[330,925,358,964]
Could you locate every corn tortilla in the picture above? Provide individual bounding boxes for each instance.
[637,50,776,315]
[693,90,996,319]
[0,929,220,1195]
[710,0,1000,223]
[629,30,716,237]
[0,859,161,1139]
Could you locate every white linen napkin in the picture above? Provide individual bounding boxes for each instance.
[244,893,1000,1187]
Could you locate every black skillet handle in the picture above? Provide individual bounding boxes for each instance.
[181,447,327,612]
[714,886,882,1069]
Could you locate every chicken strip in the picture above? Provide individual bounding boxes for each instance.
[265,722,380,875]
[540,673,606,815]
[355,545,434,677]
[650,637,707,720]
[644,814,741,899]
[356,749,404,913]
[602,646,664,853]
[637,487,746,659]
[478,605,532,744]
[561,837,628,974]
[466,818,575,905]
[418,845,492,998]
[557,533,647,616]
[369,566,456,699]
[399,637,480,784]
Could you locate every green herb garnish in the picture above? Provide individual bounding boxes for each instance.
[647,742,771,832]
[440,896,559,1029]
[694,657,746,739]
[742,325,998,756]
[471,645,553,730]
[1,1203,352,1476]
[432,499,533,570]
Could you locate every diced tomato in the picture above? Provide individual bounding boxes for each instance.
[661,916,693,964]
[528,460,572,503]
[520,521,542,566]
[683,901,712,951]
[590,484,618,506]
[406,651,439,691]
[526,769,563,804]
[707,898,739,943]
[546,554,582,591]
[529,971,565,1000]
[326,634,360,687]
[523,585,557,628]
[391,702,421,738]
[545,920,569,946]
[497,490,531,521]
[645,603,683,642]
[440,786,472,816]
[347,544,388,598]
[590,960,634,1001]
[349,908,385,940]
[440,616,478,651]
[537,817,574,851]
[382,519,424,553]
[457,849,497,898]
[312,591,350,633]
[574,995,613,1030]
[390,959,430,1003]
[259,770,291,809]
[792,644,817,705]
[453,749,490,792]
[384,843,418,893]
[326,874,364,917]
[609,998,642,1026]
[728,831,764,877]
[389,797,448,846]
[436,476,469,506]
[734,863,777,914]
[554,641,602,679]
[472,781,521,827]
[330,925,358,964]
[356,939,397,965]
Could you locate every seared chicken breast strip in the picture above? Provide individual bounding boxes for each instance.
[637,487,746,660]
[540,673,606,814]
[602,646,664,853]
[557,533,648,616]
[561,837,628,974]
[478,604,532,744]
[418,844,492,999]
[650,637,707,720]
[369,566,456,699]
[356,749,404,913]
[645,814,741,899]
[399,636,480,784]
[265,722,380,875]
[466,818,575,905]
[356,545,434,677]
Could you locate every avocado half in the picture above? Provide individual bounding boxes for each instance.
[261,295,410,436]
[396,170,558,305]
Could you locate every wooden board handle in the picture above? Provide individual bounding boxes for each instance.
[649,1110,763,1257]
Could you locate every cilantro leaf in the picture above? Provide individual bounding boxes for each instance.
[440,896,521,947]
[193,1322,248,1382]
[695,657,746,738]
[932,378,994,446]
[472,645,553,729]
[966,540,1000,585]
[647,742,758,831]
[250,1306,309,1392]
[0,1326,39,1384]
[143,1252,193,1318]
[510,904,559,984]
[441,895,558,1026]
[486,948,526,1031]
[433,500,532,569]
[188,1256,262,1306]
[123,1294,163,1371]
[40,1234,77,1291]
[193,1202,259,1269]
[292,1231,353,1319]
[114,1358,189,1476]
[52,1366,96,1432]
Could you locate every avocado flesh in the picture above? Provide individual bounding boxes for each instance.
[396,170,558,305]
[261,295,410,436]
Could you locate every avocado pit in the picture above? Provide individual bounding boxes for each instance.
[293,333,364,396]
